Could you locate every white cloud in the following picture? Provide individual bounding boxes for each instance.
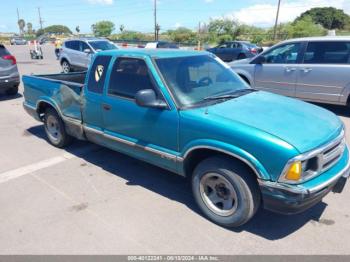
[228,0,349,27]
[87,0,114,5]
[174,22,182,28]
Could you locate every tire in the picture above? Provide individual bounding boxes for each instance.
[61,60,71,74]
[192,156,261,227]
[44,108,73,148]
[6,85,18,96]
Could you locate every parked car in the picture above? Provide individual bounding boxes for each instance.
[59,38,118,73]
[38,37,56,45]
[0,44,20,95]
[207,41,263,62]
[23,49,349,227]
[145,41,179,49]
[10,37,27,45]
[230,36,350,106]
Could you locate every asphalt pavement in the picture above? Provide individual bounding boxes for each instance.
[0,44,350,254]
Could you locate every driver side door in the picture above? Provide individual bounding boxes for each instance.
[253,42,303,97]
[102,56,180,172]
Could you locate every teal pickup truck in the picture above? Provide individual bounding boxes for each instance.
[23,49,350,227]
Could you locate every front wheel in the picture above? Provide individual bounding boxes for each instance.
[44,108,72,148]
[192,156,261,227]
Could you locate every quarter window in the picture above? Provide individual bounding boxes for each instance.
[303,41,350,64]
[87,55,112,94]
[108,58,156,99]
[263,43,301,64]
[65,41,80,51]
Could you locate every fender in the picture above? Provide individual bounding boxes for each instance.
[339,82,350,105]
[232,68,254,86]
[179,139,270,180]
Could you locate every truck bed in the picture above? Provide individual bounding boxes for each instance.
[23,72,86,122]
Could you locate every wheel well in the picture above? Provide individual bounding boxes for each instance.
[183,148,258,179]
[238,74,250,85]
[60,58,68,65]
[37,102,56,120]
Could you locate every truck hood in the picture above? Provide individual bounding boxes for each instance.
[205,91,343,153]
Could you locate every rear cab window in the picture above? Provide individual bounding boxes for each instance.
[87,55,112,94]
[303,41,350,64]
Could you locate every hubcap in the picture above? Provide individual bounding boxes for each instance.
[46,115,62,142]
[62,62,69,73]
[199,173,238,216]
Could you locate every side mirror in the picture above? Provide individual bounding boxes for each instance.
[252,55,266,64]
[84,49,92,54]
[135,89,167,109]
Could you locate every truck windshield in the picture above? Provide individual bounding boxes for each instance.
[155,55,248,108]
[89,41,117,51]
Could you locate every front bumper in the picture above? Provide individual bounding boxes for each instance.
[259,146,350,215]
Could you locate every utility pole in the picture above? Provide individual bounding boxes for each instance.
[154,0,157,41]
[273,0,281,40]
[16,8,20,34]
[38,7,44,30]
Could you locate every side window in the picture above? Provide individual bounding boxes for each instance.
[87,55,112,94]
[108,58,156,99]
[264,43,301,64]
[65,41,72,49]
[303,41,350,64]
[218,43,228,49]
[70,41,80,51]
[81,42,91,52]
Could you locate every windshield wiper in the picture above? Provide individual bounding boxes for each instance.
[203,88,257,101]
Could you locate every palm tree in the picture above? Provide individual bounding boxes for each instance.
[119,24,125,33]
[27,22,33,34]
[18,19,25,35]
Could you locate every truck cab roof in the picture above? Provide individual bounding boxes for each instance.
[97,49,208,59]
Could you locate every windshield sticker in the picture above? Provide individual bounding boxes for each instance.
[95,65,104,82]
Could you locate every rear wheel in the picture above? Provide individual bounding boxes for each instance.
[6,85,18,96]
[61,60,71,74]
[44,108,72,148]
[192,156,261,227]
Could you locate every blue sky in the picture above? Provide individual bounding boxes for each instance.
[1,0,349,33]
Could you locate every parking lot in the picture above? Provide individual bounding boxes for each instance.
[1,44,350,254]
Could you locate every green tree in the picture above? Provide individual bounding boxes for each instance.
[44,25,72,35]
[27,22,33,34]
[287,16,326,38]
[296,7,350,30]
[166,27,197,44]
[207,18,238,42]
[18,19,25,35]
[92,21,115,37]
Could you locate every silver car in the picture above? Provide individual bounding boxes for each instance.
[230,37,350,106]
[0,44,20,95]
[59,38,118,73]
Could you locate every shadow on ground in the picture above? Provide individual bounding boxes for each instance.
[312,102,350,118]
[0,93,22,101]
[27,124,327,241]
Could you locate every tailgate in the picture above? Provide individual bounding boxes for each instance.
[0,45,16,77]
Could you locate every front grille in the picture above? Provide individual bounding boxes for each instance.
[320,137,346,172]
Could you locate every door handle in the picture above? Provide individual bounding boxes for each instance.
[284,67,296,72]
[102,103,112,111]
[301,68,312,73]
